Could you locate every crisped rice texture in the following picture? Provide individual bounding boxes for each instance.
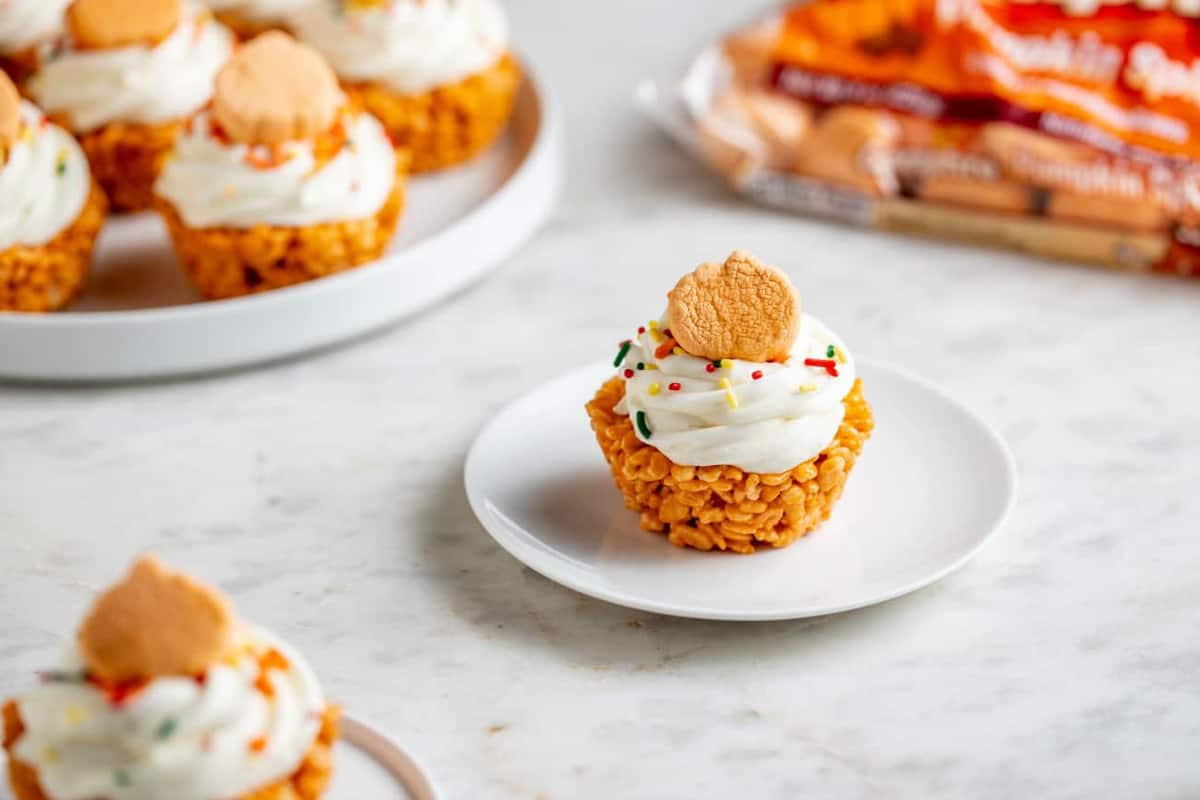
[4,700,341,800]
[586,377,874,554]
[156,159,407,300]
[0,181,107,312]
[344,53,520,173]
[74,118,181,212]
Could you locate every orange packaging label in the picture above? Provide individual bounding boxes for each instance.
[772,0,1200,166]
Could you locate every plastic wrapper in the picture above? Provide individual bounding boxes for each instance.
[638,0,1200,277]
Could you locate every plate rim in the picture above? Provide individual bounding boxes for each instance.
[0,53,565,381]
[464,359,1018,622]
[341,715,439,800]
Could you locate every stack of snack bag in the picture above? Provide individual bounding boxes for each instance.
[654,0,1200,276]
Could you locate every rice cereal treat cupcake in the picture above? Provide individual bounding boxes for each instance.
[291,0,520,172]
[586,251,874,554]
[0,0,72,90]
[0,74,107,312]
[206,0,310,38]
[154,31,405,299]
[2,555,340,800]
[28,0,234,212]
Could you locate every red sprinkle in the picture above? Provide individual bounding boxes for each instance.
[637,326,646,335]
[668,382,682,391]
[804,358,839,377]
[653,337,678,360]
[623,369,635,378]
[752,370,763,380]
[705,364,716,373]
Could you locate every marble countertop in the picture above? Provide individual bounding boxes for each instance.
[2,2,1199,797]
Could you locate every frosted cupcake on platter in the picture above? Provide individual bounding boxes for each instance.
[154,31,405,299]
[291,0,520,172]
[206,0,309,38]
[0,72,106,312]
[586,251,874,554]
[28,0,234,212]
[0,0,72,90]
[3,555,339,800]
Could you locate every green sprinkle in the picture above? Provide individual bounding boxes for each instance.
[114,768,131,787]
[156,718,177,740]
[635,410,652,439]
[56,160,66,176]
[613,340,632,368]
[826,345,836,358]
[636,362,645,370]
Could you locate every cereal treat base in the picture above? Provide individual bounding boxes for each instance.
[586,377,874,554]
[345,53,521,173]
[74,118,181,213]
[0,181,107,312]
[4,700,341,800]
[156,163,406,300]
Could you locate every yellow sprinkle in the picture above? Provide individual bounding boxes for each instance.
[64,705,87,725]
[19,125,33,143]
[719,377,738,409]
[672,346,685,356]
[643,363,659,371]
[648,320,662,343]
[834,348,846,364]
[720,359,733,370]
[648,382,661,396]
[42,747,59,764]
[799,384,818,393]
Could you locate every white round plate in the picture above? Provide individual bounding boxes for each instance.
[333,717,438,800]
[0,58,563,382]
[0,715,437,800]
[465,361,1017,621]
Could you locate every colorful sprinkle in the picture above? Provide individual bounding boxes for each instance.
[623,368,635,379]
[672,346,685,356]
[834,348,846,364]
[643,363,659,371]
[635,410,653,438]
[648,382,661,396]
[654,337,677,360]
[637,326,646,335]
[827,345,836,358]
[799,384,818,393]
[705,363,716,373]
[804,358,839,377]
[720,358,733,370]
[752,370,763,380]
[156,718,178,740]
[249,735,268,754]
[636,362,645,370]
[719,377,739,409]
[648,320,662,343]
[613,340,632,368]
[38,670,84,684]
[668,382,682,391]
[41,747,59,764]
[64,705,87,726]
[55,147,68,176]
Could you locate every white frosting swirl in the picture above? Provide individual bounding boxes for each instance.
[291,0,508,94]
[155,110,397,228]
[0,0,70,55]
[28,2,233,133]
[615,314,857,474]
[0,102,90,251]
[207,0,312,23]
[11,627,325,800]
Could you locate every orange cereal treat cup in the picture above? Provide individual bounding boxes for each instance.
[3,556,341,800]
[0,76,107,312]
[28,0,234,212]
[345,53,522,173]
[154,32,407,299]
[586,252,873,554]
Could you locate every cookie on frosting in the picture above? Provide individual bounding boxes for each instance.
[666,250,800,363]
[66,0,183,50]
[77,555,234,681]
[213,31,341,145]
[0,74,18,164]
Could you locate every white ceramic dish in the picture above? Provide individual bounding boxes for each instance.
[465,360,1017,621]
[0,715,436,800]
[0,59,563,382]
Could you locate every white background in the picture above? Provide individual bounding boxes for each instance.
[2,2,1199,797]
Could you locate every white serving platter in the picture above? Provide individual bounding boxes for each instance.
[0,59,563,382]
[465,360,1017,621]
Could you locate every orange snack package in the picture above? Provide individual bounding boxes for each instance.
[643,0,1200,277]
